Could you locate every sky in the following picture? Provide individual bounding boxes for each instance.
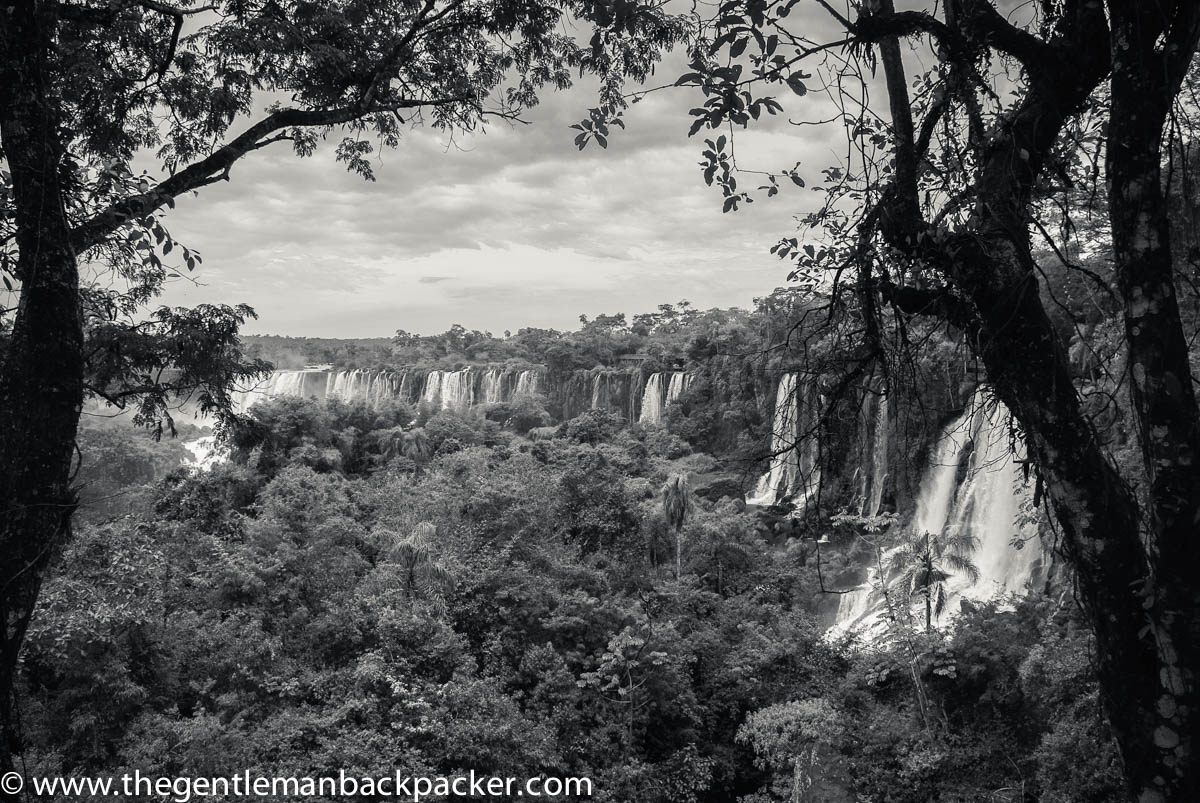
[154,49,846,338]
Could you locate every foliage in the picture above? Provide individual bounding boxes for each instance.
[18,387,1129,802]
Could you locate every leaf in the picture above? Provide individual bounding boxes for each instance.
[595,133,608,149]
[786,74,808,96]
[729,37,748,59]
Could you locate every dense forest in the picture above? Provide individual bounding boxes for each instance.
[24,285,1126,802]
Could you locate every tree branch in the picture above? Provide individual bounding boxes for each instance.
[69,98,462,252]
[959,0,1052,70]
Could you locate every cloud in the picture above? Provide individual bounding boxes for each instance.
[154,46,847,337]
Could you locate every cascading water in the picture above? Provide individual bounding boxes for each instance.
[745,374,820,508]
[942,396,1041,604]
[666,372,688,403]
[439,369,474,411]
[422,370,444,408]
[514,369,538,397]
[863,393,889,518]
[638,373,666,426]
[184,434,223,470]
[482,370,504,404]
[225,365,563,416]
[232,368,330,413]
[831,388,1044,638]
[638,371,688,426]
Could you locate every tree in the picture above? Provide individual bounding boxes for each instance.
[385,521,453,600]
[661,473,690,579]
[888,529,979,633]
[654,0,1200,797]
[0,0,683,777]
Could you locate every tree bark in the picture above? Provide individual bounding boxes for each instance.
[0,0,85,784]
[1098,4,1200,797]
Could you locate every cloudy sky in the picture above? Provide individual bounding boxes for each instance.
[156,49,844,338]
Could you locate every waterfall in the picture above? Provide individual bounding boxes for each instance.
[514,370,539,397]
[422,370,444,408]
[590,373,606,410]
[831,388,1044,637]
[232,368,330,413]
[864,393,889,518]
[666,371,688,403]
[638,371,688,426]
[398,370,416,404]
[745,374,820,508]
[943,396,1041,604]
[440,369,474,411]
[184,434,224,470]
[851,391,889,518]
[482,369,504,404]
[638,373,666,426]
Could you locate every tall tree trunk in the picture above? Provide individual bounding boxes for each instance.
[0,0,84,784]
[1099,5,1200,797]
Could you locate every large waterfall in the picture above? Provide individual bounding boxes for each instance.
[228,365,648,421]
[831,389,1044,637]
[745,373,820,509]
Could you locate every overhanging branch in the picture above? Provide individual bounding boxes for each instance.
[69,97,465,252]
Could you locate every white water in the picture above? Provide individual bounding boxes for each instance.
[746,374,820,508]
[638,373,666,426]
[943,396,1041,604]
[440,369,474,411]
[666,372,688,403]
[421,370,444,408]
[232,368,330,413]
[831,389,1044,638]
[183,434,224,470]
[514,370,538,397]
[637,371,687,426]
[482,370,503,404]
[853,392,890,518]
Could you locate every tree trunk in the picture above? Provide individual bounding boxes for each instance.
[1098,6,1200,796]
[0,0,85,784]
[866,2,1200,795]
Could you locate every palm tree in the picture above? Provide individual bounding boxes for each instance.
[888,527,980,632]
[386,521,453,600]
[661,473,691,579]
